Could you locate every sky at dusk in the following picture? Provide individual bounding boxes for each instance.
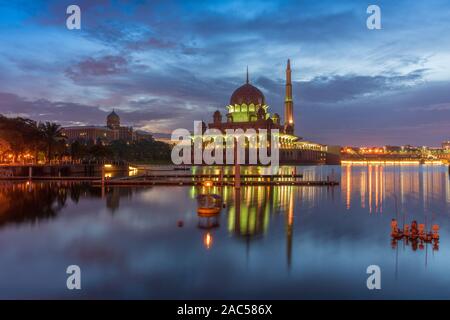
[1,0,450,146]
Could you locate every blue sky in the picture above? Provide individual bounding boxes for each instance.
[1,0,450,145]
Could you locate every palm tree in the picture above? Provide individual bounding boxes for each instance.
[39,122,65,162]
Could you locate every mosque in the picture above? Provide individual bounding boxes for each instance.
[206,59,340,164]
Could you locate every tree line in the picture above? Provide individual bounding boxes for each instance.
[0,115,172,163]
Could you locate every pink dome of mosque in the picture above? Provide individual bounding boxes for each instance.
[230,68,265,106]
[230,83,265,106]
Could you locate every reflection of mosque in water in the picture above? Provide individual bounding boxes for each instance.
[191,183,329,268]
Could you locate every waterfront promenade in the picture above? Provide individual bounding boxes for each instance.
[0,163,339,186]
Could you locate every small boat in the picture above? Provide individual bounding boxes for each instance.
[197,194,222,216]
[198,207,221,216]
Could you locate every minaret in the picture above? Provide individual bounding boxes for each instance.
[284,59,294,134]
[246,66,249,83]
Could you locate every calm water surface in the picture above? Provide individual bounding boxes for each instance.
[0,165,449,299]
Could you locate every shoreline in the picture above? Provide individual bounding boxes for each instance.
[0,174,339,186]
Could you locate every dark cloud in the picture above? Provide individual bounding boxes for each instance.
[255,69,427,109]
[65,55,128,80]
[126,37,178,51]
[63,57,242,108]
[298,69,427,103]
[0,92,108,125]
[188,9,362,45]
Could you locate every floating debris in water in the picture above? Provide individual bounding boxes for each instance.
[390,218,439,251]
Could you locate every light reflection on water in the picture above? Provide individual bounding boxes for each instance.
[342,164,450,216]
[0,165,449,299]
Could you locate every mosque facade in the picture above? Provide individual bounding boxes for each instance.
[204,60,339,164]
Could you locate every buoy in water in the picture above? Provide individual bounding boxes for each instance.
[177,220,184,227]
[432,224,440,240]
[391,219,399,235]
[403,224,410,237]
[418,224,426,239]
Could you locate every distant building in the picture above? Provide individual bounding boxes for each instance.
[442,141,450,150]
[62,111,151,144]
[61,125,116,144]
[384,145,402,153]
[135,130,154,142]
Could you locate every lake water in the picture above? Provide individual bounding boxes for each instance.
[0,164,449,299]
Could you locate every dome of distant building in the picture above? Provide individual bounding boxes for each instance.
[107,110,120,129]
[230,83,265,106]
